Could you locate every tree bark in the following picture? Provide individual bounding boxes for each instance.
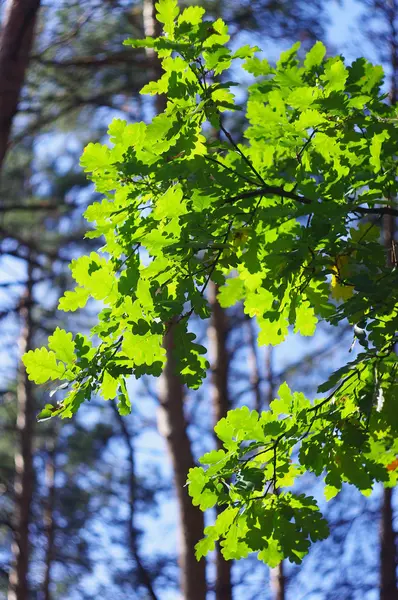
[380,210,397,600]
[8,274,35,600]
[0,0,41,173]
[379,4,398,595]
[246,319,262,413]
[43,438,56,600]
[157,328,207,600]
[380,488,397,600]
[208,283,233,600]
[270,559,286,600]
[143,1,206,597]
[265,346,286,600]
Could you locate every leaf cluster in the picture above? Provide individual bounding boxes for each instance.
[23,0,398,566]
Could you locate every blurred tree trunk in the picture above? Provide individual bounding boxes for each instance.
[43,437,56,600]
[247,319,262,413]
[143,2,206,596]
[271,561,286,600]
[208,283,233,600]
[158,329,207,600]
[380,488,397,600]
[380,209,397,600]
[8,272,35,600]
[265,346,286,600]
[380,4,398,595]
[0,0,41,172]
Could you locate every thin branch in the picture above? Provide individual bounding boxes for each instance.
[224,186,311,206]
[354,205,398,217]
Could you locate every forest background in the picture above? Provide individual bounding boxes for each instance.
[0,0,396,599]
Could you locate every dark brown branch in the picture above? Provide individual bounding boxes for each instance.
[226,187,398,217]
[354,205,398,217]
[225,186,311,205]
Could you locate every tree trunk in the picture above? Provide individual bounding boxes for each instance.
[8,274,35,600]
[380,488,397,600]
[265,346,286,600]
[157,328,207,600]
[387,0,398,105]
[143,1,206,596]
[380,210,397,600]
[0,0,41,173]
[113,407,158,600]
[43,437,56,600]
[270,559,286,600]
[246,319,262,413]
[379,4,398,595]
[208,283,233,600]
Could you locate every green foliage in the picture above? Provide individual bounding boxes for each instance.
[22,1,398,567]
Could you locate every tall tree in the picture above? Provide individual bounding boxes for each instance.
[0,0,41,172]
[7,272,34,600]
[359,3,398,597]
[209,283,233,600]
[142,0,207,595]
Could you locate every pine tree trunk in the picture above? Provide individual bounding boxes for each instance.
[0,0,41,172]
[209,283,233,600]
[379,5,398,595]
[43,438,56,600]
[265,346,286,600]
[270,560,286,600]
[380,488,397,600]
[8,276,35,600]
[246,319,262,413]
[142,2,206,596]
[380,211,397,600]
[157,328,207,600]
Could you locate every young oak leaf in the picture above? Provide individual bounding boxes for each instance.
[155,0,179,38]
[304,41,326,70]
[294,301,318,337]
[58,287,90,312]
[48,327,76,365]
[101,370,120,400]
[23,348,66,385]
[330,255,355,301]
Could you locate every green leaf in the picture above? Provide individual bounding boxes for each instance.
[48,327,76,365]
[243,56,272,76]
[258,539,284,568]
[270,382,292,416]
[199,449,227,465]
[369,131,389,173]
[195,535,216,560]
[304,41,326,69]
[294,301,318,336]
[58,287,90,312]
[324,484,340,501]
[217,278,244,308]
[321,58,348,93]
[101,370,120,400]
[156,0,179,37]
[23,348,66,384]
